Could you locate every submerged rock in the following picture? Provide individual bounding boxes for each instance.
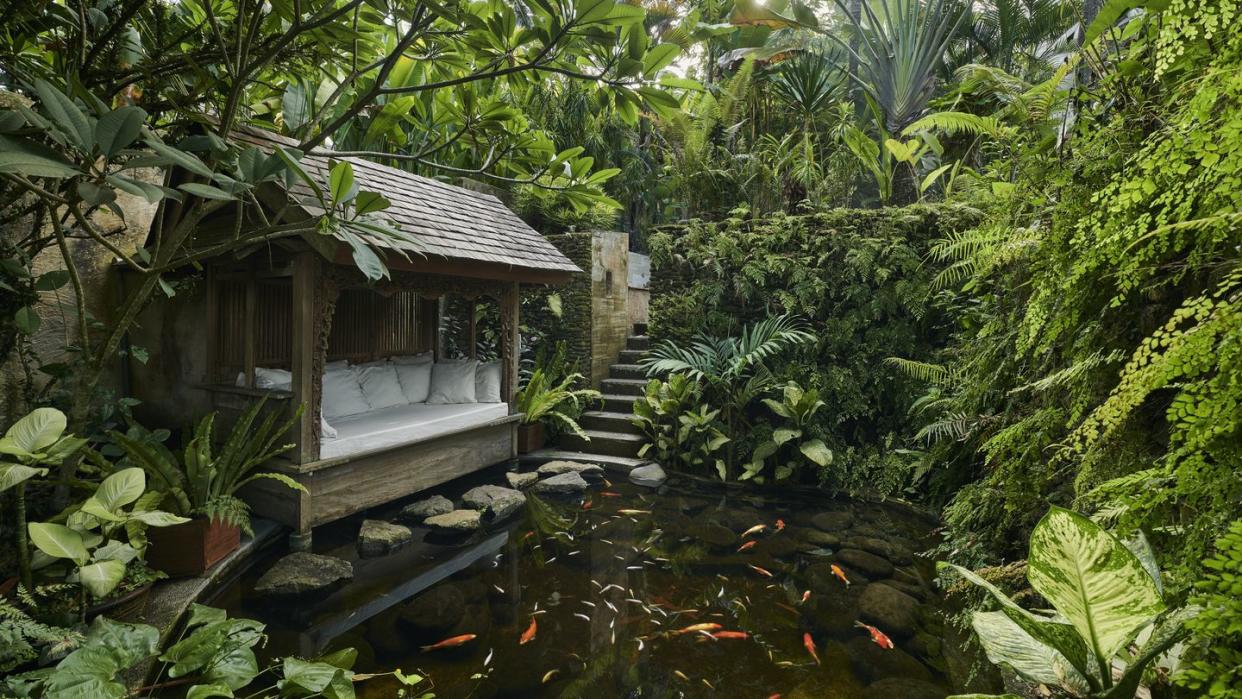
[530,471,589,495]
[687,522,738,548]
[789,642,865,698]
[536,460,604,479]
[462,484,527,521]
[858,582,921,639]
[837,548,895,579]
[254,552,352,597]
[357,519,412,557]
[505,471,539,489]
[398,585,466,639]
[847,636,934,684]
[811,510,855,532]
[798,528,842,548]
[861,678,948,699]
[628,463,667,487]
[424,509,482,532]
[400,495,454,522]
[806,560,863,594]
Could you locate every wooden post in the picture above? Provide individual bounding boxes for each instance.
[500,281,520,409]
[290,251,318,464]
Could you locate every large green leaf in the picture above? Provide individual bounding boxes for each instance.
[0,135,81,178]
[799,439,832,467]
[94,467,146,511]
[279,657,355,698]
[970,611,1090,692]
[28,522,90,563]
[94,106,146,158]
[78,559,126,598]
[34,79,92,150]
[1,407,67,455]
[1028,507,1165,661]
[329,160,358,205]
[0,463,47,491]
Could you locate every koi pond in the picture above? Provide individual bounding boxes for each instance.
[209,462,976,698]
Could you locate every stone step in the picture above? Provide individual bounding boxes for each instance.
[601,394,639,413]
[618,349,646,364]
[608,363,647,380]
[559,429,645,458]
[633,322,648,335]
[518,449,649,474]
[600,377,647,397]
[626,335,651,351]
[580,410,640,434]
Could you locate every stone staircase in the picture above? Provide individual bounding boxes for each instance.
[556,323,650,461]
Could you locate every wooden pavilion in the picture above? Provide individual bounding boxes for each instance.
[127,127,578,549]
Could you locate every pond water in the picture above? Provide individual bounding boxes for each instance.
[209,464,960,698]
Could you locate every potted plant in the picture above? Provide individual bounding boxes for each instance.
[514,367,601,453]
[111,399,305,577]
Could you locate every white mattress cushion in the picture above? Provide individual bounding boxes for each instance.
[322,366,371,419]
[393,356,433,403]
[356,361,407,410]
[319,402,509,459]
[235,367,291,390]
[475,361,502,403]
[426,359,478,404]
[320,416,337,439]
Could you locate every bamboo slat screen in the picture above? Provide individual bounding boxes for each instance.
[256,281,292,365]
[327,289,432,362]
[212,278,292,382]
[214,279,247,380]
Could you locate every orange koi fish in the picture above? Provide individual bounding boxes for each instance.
[581,499,593,511]
[803,632,820,665]
[600,491,622,497]
[710,630,750,640]
[830,564,850,586]
[768,695,782,699]
[673,622,722,635]
[748,564,774,578]
[737,540,757,552]
[800,590,811,604]
[774,519,786,532]
[520,617,538,645]
[421,633,477,652]
[855,621,894,649]
[741,524,767,538]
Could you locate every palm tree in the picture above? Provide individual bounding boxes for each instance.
[641,314,815,476]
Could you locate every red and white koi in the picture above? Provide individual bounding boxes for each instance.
[803,632,821,665]
[421,634,477,652]
[855,621,895,649]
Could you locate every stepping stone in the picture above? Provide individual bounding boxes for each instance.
[424,510,481,533]
[255,552,352,597]
[462,485,527,521]
[836,548,895,579]
[505,471,539,489]
[530,471,589,495]
[811,510,854,532]
[357,519,412,557]
[400,494,454,522]
[858,582,920,639]
[628,463,666,487]
[536,460,604,479]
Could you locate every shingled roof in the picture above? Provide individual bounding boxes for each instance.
[232,127,579,275]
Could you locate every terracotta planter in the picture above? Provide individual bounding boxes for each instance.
[517,422,545,453]
[146,517,240,578]
[86,582,151,621]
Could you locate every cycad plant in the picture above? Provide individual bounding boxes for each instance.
[641,314,815,477]
[111,399,305,535]
[515,368,602,439]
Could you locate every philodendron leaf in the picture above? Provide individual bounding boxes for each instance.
[28,522,90,563]
[799,439,833,467]
[970,611,1091,693]
[0,463,47,491]
[93,467,146,511]
[1,406,67,454]
[79,559,126,598]
[1028,506,1165,661]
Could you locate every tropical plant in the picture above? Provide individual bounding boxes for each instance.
[515,367,602,440]
[109,399,304,536]
[0,408,86,589]
[642,313,814,476]
[943,507,1196,698]
[0,598,82,673]
[631,373,729,475]
[741,381,833,483]
[27,467,187,615]
[0,604,428,698]
[1176,519,1242,697]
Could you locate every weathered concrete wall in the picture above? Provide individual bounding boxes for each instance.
[627,251,650,328]
[589,230,629,385]
[126,276,215,427]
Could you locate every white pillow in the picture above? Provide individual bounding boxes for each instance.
[394,360,433,404]
[356,361,407,410]
[320,416,338,440]
[391,352,433,365]
[325,359,350,371]
[234,367,291,391]
[321,366,371,419]
[475,361,502,403]
[426,360,478,404]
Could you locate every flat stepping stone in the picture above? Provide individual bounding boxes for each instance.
[530,471,589,495]
[400,494,454,522]
[505,471,538,489]
[461,485,527,521]
[628,463,666,487]
[536,460,604,479]
[836,547,894,579]
[357,519,412,557]
[254,552,352,597]
[424,509,481,533]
